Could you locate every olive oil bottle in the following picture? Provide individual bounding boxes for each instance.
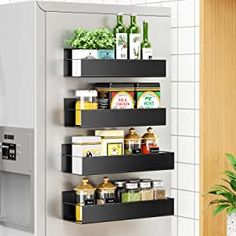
[113,13,128,60]
[141,21,153,60]
[128,14,141,60]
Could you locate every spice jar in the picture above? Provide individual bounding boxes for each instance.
[121,182,141,203]
[140,179,153,201]
[141,127,159,154]
[96,177,117,205]
[124,128,141,155]
[152,180,166,200]
[74,178,96,206]
[75,90,98,126]
[114,180,127,203]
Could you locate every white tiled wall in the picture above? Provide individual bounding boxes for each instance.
[0,0,200,235]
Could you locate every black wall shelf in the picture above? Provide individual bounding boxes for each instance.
[64,49,166,77]
[64,98,166,128]
[62,144,174,175]
[63,191,174,224]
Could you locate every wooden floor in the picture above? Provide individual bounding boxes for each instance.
[201,0,236,235]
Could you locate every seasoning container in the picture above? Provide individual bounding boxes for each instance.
[96,177,117,205]
[74,178,96,206]
[75,90,98,126]
[135,83,160,109]
[140,179,153,201]
[96,83,135,109]
[121,182,141,203]
[124,128,141,155]
[71,136,102,174]
[95,130,124,156]
[152,180,166,200]
[141,127,159,154]
[114,180,127,203]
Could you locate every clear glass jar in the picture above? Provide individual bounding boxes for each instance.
[121,182,141,203]
[140,179,153,201]
[152,180,166,200]
[124,128,141,155]
[96,177,117,205]
[114,180,127,203]
[74,178,96,206]
[141,127,159,154]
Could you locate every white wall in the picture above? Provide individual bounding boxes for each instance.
[0,0,200,236]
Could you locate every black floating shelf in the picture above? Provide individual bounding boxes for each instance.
[63,191,174,224]
[62,144,174,175]
[64,49,166,77]
[64,98,166,128]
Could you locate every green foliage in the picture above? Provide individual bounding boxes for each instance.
[66,28,115,49]
[207,153,236,216]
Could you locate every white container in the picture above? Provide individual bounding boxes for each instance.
[72,136,101,174]
[228,213,236,236]
[95,130,124,156]
[72,49,98,76]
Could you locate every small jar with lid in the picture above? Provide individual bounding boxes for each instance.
[114,180,127,203]
[96,177,117,205]
[152,180,166,200]
[141,127,159,154]
[75,90,98,126]
[140,179,153,201]
[121,182,141,203]
[74,178,96,206]
[124,128,141,155]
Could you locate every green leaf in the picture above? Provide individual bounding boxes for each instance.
[227,207,236,215]
[226,153,236,170]
[213,204,229,216]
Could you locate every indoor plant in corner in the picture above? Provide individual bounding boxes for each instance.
[207,153,236,236]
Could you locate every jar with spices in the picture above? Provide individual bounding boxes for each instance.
[96,177,117,205]
[75,90,98,126]
[121,182,141,203]
[140,179,153,201]
[152,180,166,200]
[74,178,96,206]
[135,83,160,109]
[96,83,135,109]
[95,130,124,156]
[124,128,141,155]
[114,180,126,203]
[141,127,159,154]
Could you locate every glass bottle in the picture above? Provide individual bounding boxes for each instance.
[121,182,141,203]
[141,21,153,60]
[152,180,166,200]
[128,14,141,60]
[113,13,128,60]
[114,180,127,203]
[140,179,153,201]
[141,127,159,154]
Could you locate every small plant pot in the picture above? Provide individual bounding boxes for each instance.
[227,213,236,236]
[98,49,115,60]
[72,49,98,60]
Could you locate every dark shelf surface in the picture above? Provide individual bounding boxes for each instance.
[64,98,166,128]
[62,144,174,175]
[62,191,174,224]
[64,49,166,78]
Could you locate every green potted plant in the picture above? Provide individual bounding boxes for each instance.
[93,28,115,59]
[207,153,236,236]
[66,28,98,60]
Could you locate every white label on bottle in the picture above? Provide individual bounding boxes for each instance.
[142,48,153,60]
[116,33,128,60]
[129,33,141,60]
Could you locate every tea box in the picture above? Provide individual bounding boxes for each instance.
[95,130,124,156]
[135,83,160,109]
[96,83,135,109]
[72,136,102,174]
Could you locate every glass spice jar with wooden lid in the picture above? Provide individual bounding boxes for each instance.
[96,177,117,205]
[74,177,96,206]
[152,180,166,200]
[141,127,159,154]
[124,127,141,155]
[140,179,153,201]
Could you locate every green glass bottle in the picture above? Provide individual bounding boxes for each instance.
[113,13,128,60]
[141,21,153,60]
[128,14,141,60]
